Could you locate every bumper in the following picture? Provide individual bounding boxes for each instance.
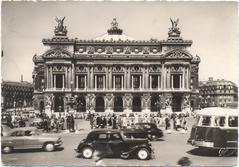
[54,141,63,147]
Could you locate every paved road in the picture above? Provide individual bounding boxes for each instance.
[2,120,237,166]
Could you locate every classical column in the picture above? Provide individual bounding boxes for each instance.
[121,75,123,89]
[127,67,131,89]
[124,67,127,90]
[106,66,109,89]
[90,67,94,89]
[54,74,56,88]
[158,75,160,89]
[103,75,105,89]
[109,67,112,89]
[94,75,97,90]
[84,75,87,90]
[171,75,174,89]
[131,75,133,89]
[62,75,65,89]
[113,75,115,89]
[87,66,90,89]
[186,67,189,89]
[149,75,152,89]
[51,66,53,89]
[142,68,145,89]
[76,75,79,89]
[46,66,49,89]
[182,67,185,89]
[179,74,182,88]
[139,75,142,89]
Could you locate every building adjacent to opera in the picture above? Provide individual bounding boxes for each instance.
[1,79,33,112]
[199,77,238,108]
[32,18,200,116]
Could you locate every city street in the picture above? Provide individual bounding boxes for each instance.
[2,120,237,166]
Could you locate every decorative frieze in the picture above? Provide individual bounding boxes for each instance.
[105,93,114,108]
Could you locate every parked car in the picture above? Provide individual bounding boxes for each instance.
[75,129,154,160]
[123,123,163,141]
[1,127,62,153]
[1,124,12,136]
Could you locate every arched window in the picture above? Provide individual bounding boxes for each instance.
[114,96,123,112]
[132,96,141,112]
[95,96,105,112]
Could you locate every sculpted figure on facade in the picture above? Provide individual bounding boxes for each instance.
[168,18,181,37]
[165,95,172,107]
[86,94,95,110]
[142,94,150,108]
[54,16,67,36]
[45,94,54,108]
[123,94,132,108]
[183,94,191,108]
[105,94,114,108]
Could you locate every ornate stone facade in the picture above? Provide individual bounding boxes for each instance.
[32,18,200,116]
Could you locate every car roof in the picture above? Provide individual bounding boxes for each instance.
[8,127,37,133]
[196,107,238,117]
[89,129,121,134]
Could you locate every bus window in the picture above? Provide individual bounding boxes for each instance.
[202,116,211,126]
[214,116,225,127]
[228,116,238,127]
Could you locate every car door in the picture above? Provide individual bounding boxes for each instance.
[108,133,125,156]
[23,130,42,149]
[92,133,109,155]
[10,130,25,149]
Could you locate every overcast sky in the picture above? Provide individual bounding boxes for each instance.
[1,1,238,84]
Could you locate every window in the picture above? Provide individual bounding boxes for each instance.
[151,75,159,89]
[202,116,211,126]
[11,131,24,137]
[228,116,238,127]
[115,75,122,89]
[55,74,64,88]
[133,75,140,88]
[172,74,181,88]
[214,117,225,127]
[97,134,107,141]
[109,133,121,141]
[78,75,85,89]
[97,75,104,89]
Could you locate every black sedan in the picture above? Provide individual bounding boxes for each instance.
[123,123,163,141]
[75,129,154,160]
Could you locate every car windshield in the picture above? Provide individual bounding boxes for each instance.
[214,116,226,127]
[25,130,41,136]
[228,116,238,127]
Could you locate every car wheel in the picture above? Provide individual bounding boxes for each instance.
[2,146,12,154]
[137,148,149,160]
[82,147,93,159]
[44,143,55,152]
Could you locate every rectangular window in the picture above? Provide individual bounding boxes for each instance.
[97,75,103,89]
[151,75,159,89]
[55,74,64,88]
[201,116,211,126]
[78,75,85,89]
[133,75,140,88]
[115,75,122,89]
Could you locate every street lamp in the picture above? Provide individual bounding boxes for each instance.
[155,100,161,115]
[13,100,16,115]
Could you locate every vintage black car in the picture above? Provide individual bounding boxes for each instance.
[123,123,163,141]
[75,129,153,160]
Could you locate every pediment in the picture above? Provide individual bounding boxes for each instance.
[164,49,192,59]
[43,48,72,59]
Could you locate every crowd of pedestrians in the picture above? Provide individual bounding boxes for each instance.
[2,110,190,134]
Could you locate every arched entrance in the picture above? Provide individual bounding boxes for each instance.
[151,96,160,112]
[77,96,86,112]
[95,96,105,112]
[172,94,182,112]
[114,96,123,112]
[132,96,141,112]
[54,94,64,112]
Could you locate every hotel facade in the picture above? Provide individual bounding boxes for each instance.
[32,18,200,116]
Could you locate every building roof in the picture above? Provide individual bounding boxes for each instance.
[2,81,33,88]
[94,18,135,42]
[199,78,237,87]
